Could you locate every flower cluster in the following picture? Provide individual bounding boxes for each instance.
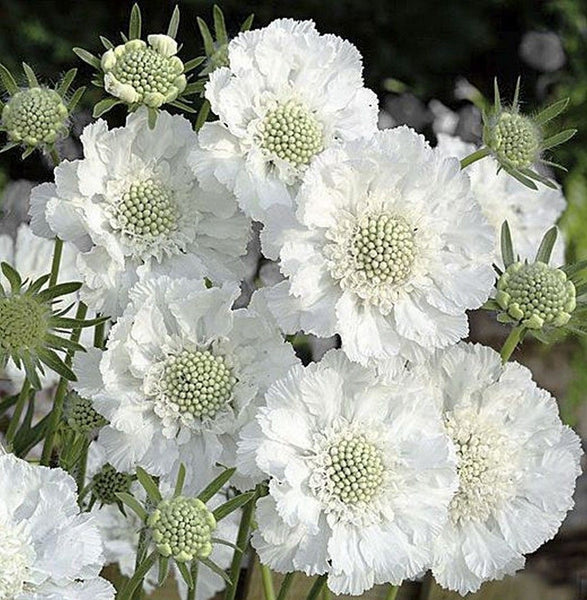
[0,6,584,600]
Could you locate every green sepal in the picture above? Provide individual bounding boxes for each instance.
[37,347,77,381]
[535,97,569,126]
[195,99,210,131]
[503,165,537,190]
[56,68,77,98]
[21,146,36,160]
[100,36,115,50]
[200,557,232,584]
[73,47,101,70]
[174,463,187,497]
[535,226,558,263]
[1,262,23,292]
[128,3,142,40]
[167,5,181,39]
[211,537,241,552]
[37,281,82,302]
[212,491,255,521]
[213,5,228,45]
[197,17,215,56]
[158,556,170,586]
[0,63,19,94]
[21,355,42,390]
[68,87,86,112]
[136,466,163,504]
[116,492,148,521]
[22,62,39,87]
[93,98,122,118]
[500,221,515,268]
[177,562,194,589]
[198,467,235,503]
[240,14,255,32]
[519,167,557,190]
[169,99,198,114]
[542,129,577,151]
[184,57,206,73]
[147,107,158,130]
[45,333,85,354]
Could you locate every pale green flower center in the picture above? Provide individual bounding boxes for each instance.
[0,521,34,600]
[148,496,216,562]
[91,464,133,505]
[324,435,385,505]
[260,101,323,166]
[1,87,68,147]
[492,111,540,169]
[114,179,177,240]
[0,295,48,353]
[159,349,235,421]
[109,45,184,104]
[496,261,576,329]
[64,391,108,435]
[446,413,514,523]
[351,214,416,285]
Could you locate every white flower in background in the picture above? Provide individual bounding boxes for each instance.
[238,350,457,595]
[0,452,114,599]
[190,18,378,242]
[437,134,567,265]
[425,343,582,595]
[29,110,250,317]
[263,127,495,364]
[0,223,82,393]
[85,443,239,600]
[73,275,298,489]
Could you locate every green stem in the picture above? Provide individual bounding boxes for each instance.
[131,528,149,600]
[460,146,490,169]
[306,575,327,600]
[75,440,89,499]
[276,573,296,600]
[500,326,524,363]
[321,584,330,600]
[385,584,400,600]
[48,237,63,287]
[5,380,31,446]
[40,302,87,465]
[224,489,257,600]
[117,550,157,600]
[260,564,276,600]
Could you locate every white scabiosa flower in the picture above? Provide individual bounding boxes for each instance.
[437,134,567,265]
[0,224,82,392]
[190,19,378,236]
[73,275,298,488]
[29,110,250,317]
[237,349,457,595]
[426,343,583,595]
[0,452,114,599]
[264,127,495,364]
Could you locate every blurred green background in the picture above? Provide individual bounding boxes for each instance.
[0,0,585,598]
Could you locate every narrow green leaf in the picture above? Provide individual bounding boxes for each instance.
[198,467,235,503]
[197,17,215,56]
[183,81,205,95]
[240,14,255,32]
[0,394,19,416]
[45,333,85,354]
[100,36,115,50]
[195,99,210,131]
[1,262,22,292]
[562,260,587,278]
[177,562,194,589]
[73,47,101,70]
[540,159,567,172]
[0,142,18,155]
[21,355,41,390]
[0,63,19,94]
[542,129,577,150]
[37,347,77,381]
[503,166,538,190]
[512,75,521,108]
[167,5,181,38]
[493,77,501,113]
[116,492,148,521]
[213,491,255,521]
[129,3,142,40]
[535,97,569,126]
[213,5,228,45]
[147,107,158,129]
[158,556,170,586]
[174,463,186,497]
[183,56,205,73]
[200,557,232,584]
[211,537,241,551]
[57,68,77,97]
[22,62,38,87]
[170,99,198,114]
[37,281,82,302]
[68,86,86,112]
[535,226,558,263]
[93,98,122,118]
[21,146,35,160]
[519,168,557,189]
[51,315,108,329]
[136,467,162,504]
[500,221,515,268]
[26,273,50,295]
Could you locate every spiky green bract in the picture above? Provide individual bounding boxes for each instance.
[0,262,102,389]
[485,223,587,344]
[116,464,249,593]
[0,63,84,158]
[479,78,575,190]
[73,4,201,127]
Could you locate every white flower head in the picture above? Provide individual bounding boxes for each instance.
[29,110,251,317]
[424,343,583,595]
[0,452,114,599]
[0,224,84,393]
[238,349,457,595]
[73,275,298,489]
[437,134,567,265]
[86,443,239,600]
[264,127,495,364]
[190,18,378,234]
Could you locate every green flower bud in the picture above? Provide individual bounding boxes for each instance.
[486,111,540,171]
[0,294,49,355]
[91,464,133,505]
[63,390,108,435]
